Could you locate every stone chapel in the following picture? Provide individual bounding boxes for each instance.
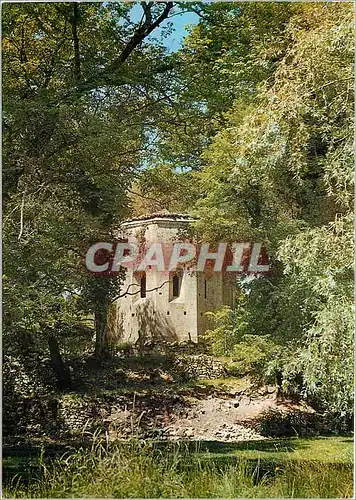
[113,213,236,344]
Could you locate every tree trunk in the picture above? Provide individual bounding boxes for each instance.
[94,302,109,358]
[48,335,71,388]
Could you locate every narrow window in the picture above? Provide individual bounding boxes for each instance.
[140,273,146,298]
[204,279,207,299]
[172,274,180,297]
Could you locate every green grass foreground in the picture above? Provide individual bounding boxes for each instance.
[4,437,353,498]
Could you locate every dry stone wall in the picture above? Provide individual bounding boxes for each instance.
[173,354,226,380]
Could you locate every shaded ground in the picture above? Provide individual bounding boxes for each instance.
[68,356,315,443]
[5,353,322,443]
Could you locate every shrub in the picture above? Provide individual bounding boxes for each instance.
[257,408,324,437]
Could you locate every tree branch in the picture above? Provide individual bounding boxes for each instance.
[127,188,167,206]
[18,189,26,241]
[111,279,170,303]
[74,2,174,95]
[110,2,173,70]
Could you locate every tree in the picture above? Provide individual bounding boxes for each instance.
[2,2,178,377]
[192,3,353,417]
[142,2,299,171]
[133,2,302,217]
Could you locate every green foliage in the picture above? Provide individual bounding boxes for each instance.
[187,3,354,418]
[130,164,201,215]
[277,215,354,414]
[203,300,282,378]
[149,3,300,171]
[257,409,323,438]
[193,4,353,240]
[202,304,247,356]
[2,1,353,427]
[205,217,353,411]
[2,2,177,361]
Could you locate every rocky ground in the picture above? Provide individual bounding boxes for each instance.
[4,353,316,443]
[105,387,315,443]
[165,393,279,442]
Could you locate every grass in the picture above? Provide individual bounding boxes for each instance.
[197,376,251,391]
[196,436,354,464]
[3,437,354,498]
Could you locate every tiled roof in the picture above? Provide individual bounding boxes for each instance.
[123,212,197,223]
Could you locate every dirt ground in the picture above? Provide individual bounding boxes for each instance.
[164,390,314,442]
[105,384,315,442]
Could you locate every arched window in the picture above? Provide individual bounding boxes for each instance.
[172,274,181,298]
[140,273,146,298]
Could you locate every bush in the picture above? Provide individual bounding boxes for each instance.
[257,408,324,438]
[202,304,248,356]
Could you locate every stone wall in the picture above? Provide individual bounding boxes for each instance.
[173,354,226,380]
[3,352,226,438]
